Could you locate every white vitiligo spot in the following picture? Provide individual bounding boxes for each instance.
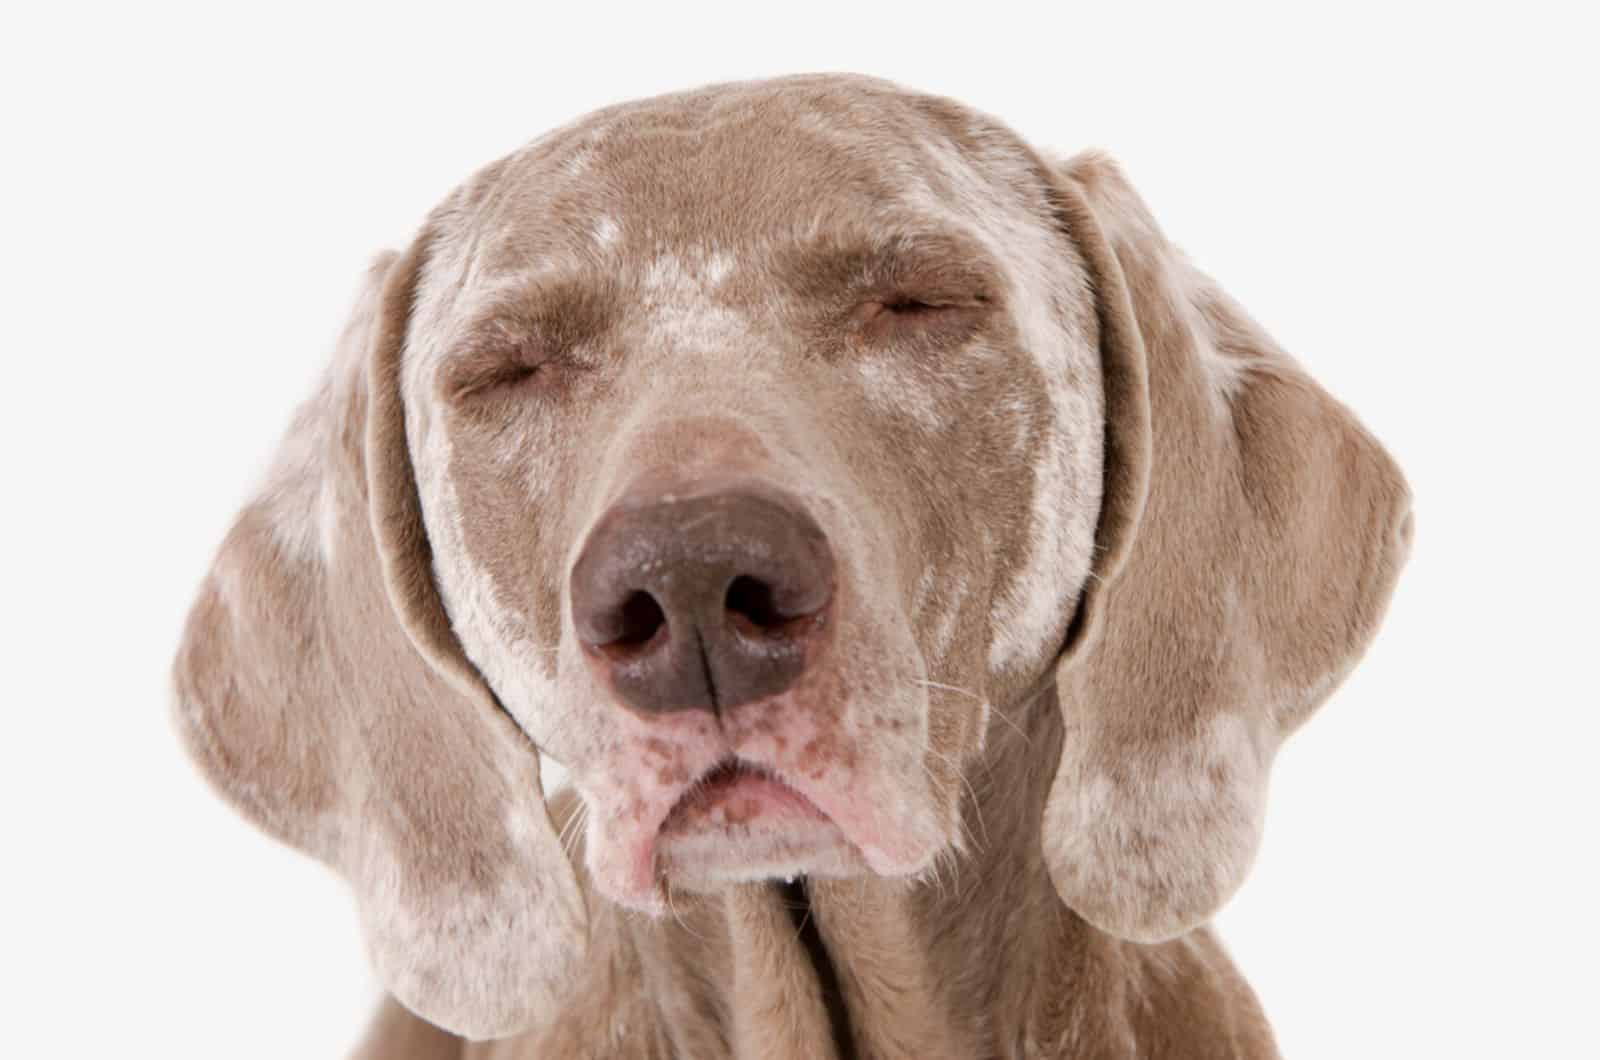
[261,457,322,565]
[928,572,968,659]
[592,215,621,248]
[704,250,736,287]
[642,248,742,294]
[855,355,944,432]
[639,249,754,351]
[642,252,689,293]
[504,803,539,845]
[561,149,592,177]
[315,474,341,563]
[1002,395,1033,452]
[1202,712,1263,787]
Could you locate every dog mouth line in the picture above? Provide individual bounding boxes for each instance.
[658,756,830,835]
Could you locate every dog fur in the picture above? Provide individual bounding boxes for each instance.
[173,74,1411,1057]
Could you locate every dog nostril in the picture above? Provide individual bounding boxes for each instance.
[572,486,835,716]
[725,575,795,632]
[614,591,667,647]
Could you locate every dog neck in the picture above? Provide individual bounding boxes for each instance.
[634,682,1106,1057]
[781,682,1101,1056]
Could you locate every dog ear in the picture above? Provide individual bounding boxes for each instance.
[1039,151,1413,942]
[171,229,587,1039]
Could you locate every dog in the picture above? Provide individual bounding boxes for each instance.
[173,73,1412,1058]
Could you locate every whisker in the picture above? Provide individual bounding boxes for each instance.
[922,744,990,854]
[915,678,982,701]
[663,880,706,943]
[916,751,986,861]
[908,760,953,894]
[557,810,577,853]
[788,888,815,948]
[915,678,1032,747]
[558,801,590,861]
[986,702,1032,747]
[937,847,960,892]
[917,833,949,899]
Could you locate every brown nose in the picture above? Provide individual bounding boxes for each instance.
[570,485,835,717]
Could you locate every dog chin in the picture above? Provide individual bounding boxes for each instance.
[655,816,865,893]
[589,757,949,911]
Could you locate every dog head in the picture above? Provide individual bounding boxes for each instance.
[173,74,1410,1038]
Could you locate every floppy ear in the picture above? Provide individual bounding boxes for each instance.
[171,235,587,1038]
[1040,152,1413,943]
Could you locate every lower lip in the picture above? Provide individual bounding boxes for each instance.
[660,763,830,835]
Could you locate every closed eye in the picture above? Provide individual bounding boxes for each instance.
[882,297,947,316]
[853,293,990,343]
[442,348,547,403]
[441,275,616,406]
[441,343,594,407]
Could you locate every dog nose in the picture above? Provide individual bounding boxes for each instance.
[570,485,835,716]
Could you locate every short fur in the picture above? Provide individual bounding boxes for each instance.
[174,74,1411,1058]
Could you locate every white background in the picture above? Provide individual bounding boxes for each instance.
[5,3,1596,1057]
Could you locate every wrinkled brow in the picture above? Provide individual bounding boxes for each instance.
[434,273,618,398]
[779,228,1004,305]
[454,273,618,355]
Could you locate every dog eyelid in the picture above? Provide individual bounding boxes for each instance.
[850,289,993,344]
[438,332,595,405]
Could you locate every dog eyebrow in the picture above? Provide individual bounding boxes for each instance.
[454,273,617,355]
[780,228,1004,305]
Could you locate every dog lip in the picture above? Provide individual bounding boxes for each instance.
[659,756,829,835]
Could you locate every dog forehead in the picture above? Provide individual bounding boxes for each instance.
[446,76,1032,288]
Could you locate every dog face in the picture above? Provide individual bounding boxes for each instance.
[399,79,1103,911]
[173,75,1411,1038]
